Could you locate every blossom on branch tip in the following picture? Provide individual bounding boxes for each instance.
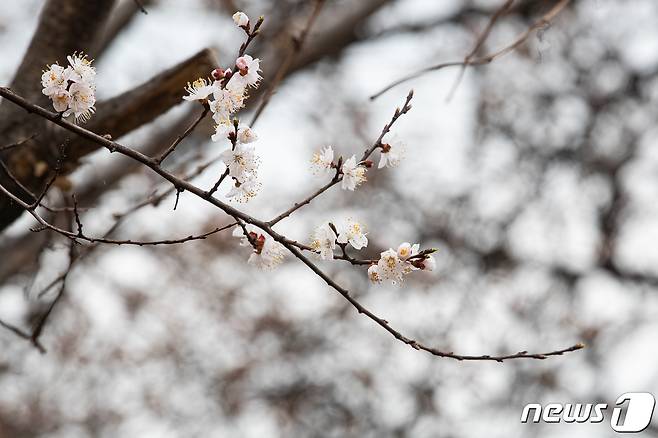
[233,11,249,27]
[228,55,261,90]
[378,137,406,169]
[311,146,334,175]
[310,223,337,260]
[340,156,367,191]
[336,218,368,250]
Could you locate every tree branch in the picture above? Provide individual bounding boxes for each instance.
[0,87,584,362]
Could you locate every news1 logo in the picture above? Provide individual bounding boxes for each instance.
[521,392,656,433]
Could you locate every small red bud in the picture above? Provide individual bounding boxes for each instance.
[362,160,374,168]
[211,68,226,80]
[380,143,391,153]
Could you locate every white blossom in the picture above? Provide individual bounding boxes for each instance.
[41,54,96,122]
[50,89,71,112]
[368,265,382,284]
[232,11,249,27]
[226,177,261,203]
[378,137,406,169]
[340,156,367,191]
[210,86,244,124]
[310,146,334,176]
[310,223,337,260]
[183,78,216,102]
[66,53,95,85]
[336,218,368,250]
[64,82,95,123]
[41,64,70,97]
[377,249,411,285]
[227,55,261,90]
[397,242,419,261]
[220,143,260,183]
[237,126,258,144]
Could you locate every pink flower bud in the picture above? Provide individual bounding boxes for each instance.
[211,68,226,80]
[236,56,249,71]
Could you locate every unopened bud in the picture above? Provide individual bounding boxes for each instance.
[211,68,226,80]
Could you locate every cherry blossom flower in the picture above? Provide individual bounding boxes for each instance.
[237,126,258,144]
[396,242,419,261]
[66,53,95,85]
[378,137,406,169]
[41,64,70,97]
[336,218,368,250]
[210,87,244,121]
[226,177,261,203]
[232,11,249,27]
[183,78,216,102]
[311,146,334,176]
[220,143,260,183]
[368,265,382,284]
[340,156,367,191]
[41,54,96,121]
[377,249,411,285]
[50,89,71,112]
[227,55,261,90]
[310,223,337,260]
[64,82,95,123]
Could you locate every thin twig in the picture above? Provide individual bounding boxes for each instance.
[250,0,326,127]
[0,133,38,152]
[445,0,514,101]
[155,105,209,164]
[370,0,571,100]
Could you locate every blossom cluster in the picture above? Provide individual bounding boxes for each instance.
[41,53,96,123]
[368,243,436,285]
[310,219,435,285]
[310,137,405,191]
[183,11,263,203]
